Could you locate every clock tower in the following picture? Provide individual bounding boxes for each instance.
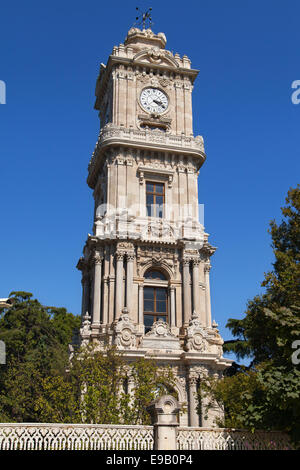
[77,26,232,427]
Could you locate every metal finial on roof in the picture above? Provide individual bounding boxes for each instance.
[135,7,152,29]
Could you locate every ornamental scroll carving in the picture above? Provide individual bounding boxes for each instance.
[114,308,136,350]
[145,318,175,338]
[185,312,224,355]
[185,311,208,352]
[141,319,181,350]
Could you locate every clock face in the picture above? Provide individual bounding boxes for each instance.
[140,88,169,114]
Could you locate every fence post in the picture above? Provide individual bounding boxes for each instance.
[147,395,181,450]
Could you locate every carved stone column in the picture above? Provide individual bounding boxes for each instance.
[102,276,109,325]
[188,375,199,427]
[192,259,200,317]
[182,259,191,326]
[170,286,176,327]
[115,252,124,320]
[92,252,103,328]
[138,283,144,326]
[102,244,110,326]
[204,264,212,327]
[81,272,90,318]
[126,253,134,314]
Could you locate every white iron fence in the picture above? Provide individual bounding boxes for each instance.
[0,423,154,450]
[0,423,293,450]
[177,427,293,450]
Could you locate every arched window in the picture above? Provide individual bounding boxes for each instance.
[144,269,167,281]
[144,286,168,333]
[143,269,168,333]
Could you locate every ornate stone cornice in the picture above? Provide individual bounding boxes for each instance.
[137,165,174,187]
[200,235,217,261]
[116,242,135,260]
[87,125,205,189]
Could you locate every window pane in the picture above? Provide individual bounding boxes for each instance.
[146,183,154,193]
[156,315,166,323]
[144,270,166,280]
[144,300,154,312]
[156,204,163,218]
[156,288,167,300]
[146,204,152,217]
[155,184,164,194]
[144,315,154,327]
[156,196,163,206]
[144,317,154,333]
[144,287,154,299]
[146,194,154,204]
[156,300,167,313]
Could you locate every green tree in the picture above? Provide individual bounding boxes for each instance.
[201,186,300,443]
[224,185,300,365]
[0,291,80,422]
[35,345,176,425]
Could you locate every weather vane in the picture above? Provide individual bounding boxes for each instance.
[135,7,153,30]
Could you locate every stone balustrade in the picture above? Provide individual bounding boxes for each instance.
[88,125,205,176]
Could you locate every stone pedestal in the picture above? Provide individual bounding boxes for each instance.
[147,395,181,450]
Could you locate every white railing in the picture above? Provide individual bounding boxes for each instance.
[0,423,293,450]
[0,423,154,451]
[177,427,293,450]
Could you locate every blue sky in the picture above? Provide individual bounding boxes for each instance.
[0,0,299,363]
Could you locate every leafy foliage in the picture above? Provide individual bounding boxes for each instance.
[224,185,300,366]
[203,186,300,443]
[0,292,80,422]
[0,292,176,424]
[35,345,176,425]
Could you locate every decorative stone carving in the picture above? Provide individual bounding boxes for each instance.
[141,319,181,350]
[185,311,208,352]
[185,311,225,356]
[136,244,177,277]
[188,375,198,386]
[80,313,92,345]
[146,318,174,338]
[133,48,179,69]
[93,253,103,265]
[114,308,136,350]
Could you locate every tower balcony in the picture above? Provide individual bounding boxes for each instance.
[87,124,205,189]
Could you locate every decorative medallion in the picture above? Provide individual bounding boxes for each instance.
[114,308,136,349]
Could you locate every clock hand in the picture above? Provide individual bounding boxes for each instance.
[153,99,166,109]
